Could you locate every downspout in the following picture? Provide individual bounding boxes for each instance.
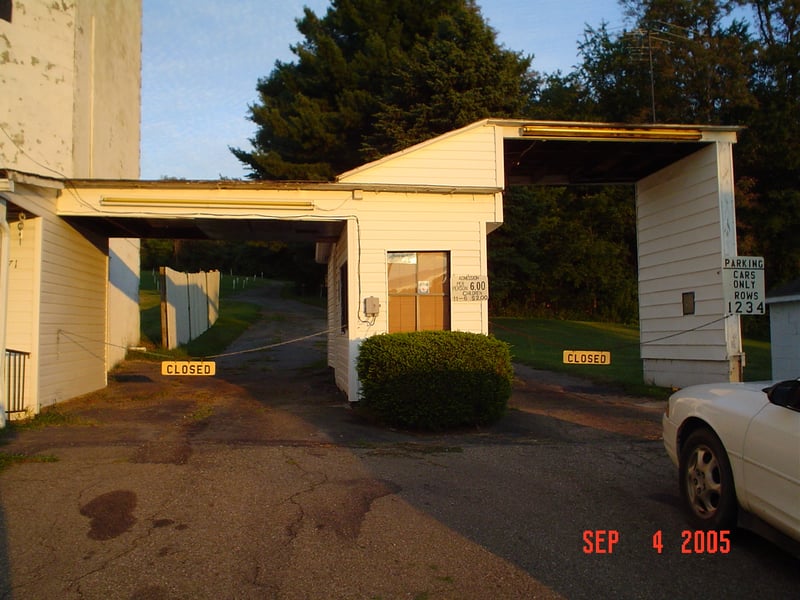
[0,190,12,428]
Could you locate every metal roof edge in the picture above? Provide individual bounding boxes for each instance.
[67,178,501,196]
[485,118,744,134]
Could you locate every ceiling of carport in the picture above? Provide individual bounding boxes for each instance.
[63,215,345,242]
[503,138,711,186]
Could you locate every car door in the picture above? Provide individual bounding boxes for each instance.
[742,383,800,539]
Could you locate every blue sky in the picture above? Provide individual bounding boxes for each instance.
[140,0,627,180]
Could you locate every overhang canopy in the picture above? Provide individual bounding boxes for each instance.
[501,121,741,186]
[8,119,742,242]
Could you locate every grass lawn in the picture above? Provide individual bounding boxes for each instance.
[136,271,270,360]
[491,317,772,399]
[136,270,773,396]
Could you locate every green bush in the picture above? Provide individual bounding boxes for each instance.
[356,330,513,430]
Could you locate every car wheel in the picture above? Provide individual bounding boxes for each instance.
[679,428,737,530]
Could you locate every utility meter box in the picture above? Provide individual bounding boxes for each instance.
[364,296,380,317]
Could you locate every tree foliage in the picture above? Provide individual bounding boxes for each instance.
[734,0,800,288]
[140,240,325,293]
[227,0,800,321]
[575,0,757,123]
[232,0,534,180]
[488,186,638,322]
[547,0,800,293]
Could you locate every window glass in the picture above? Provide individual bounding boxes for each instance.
[388,252,417,294]
[387,251,450,333]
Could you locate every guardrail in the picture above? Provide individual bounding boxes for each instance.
[4,348,29,415]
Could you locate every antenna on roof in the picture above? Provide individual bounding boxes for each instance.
[623,22,692,123]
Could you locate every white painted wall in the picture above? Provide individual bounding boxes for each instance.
[339,121,503,189]
[6,182,107,410]
[161,267,221,349]
[338,190,498,399]
[5,213,39,414]
[767,299,799,380]
[107,238,140,366]
[0,1,141,177]
[1,1,142,416]
[326,225,352,394]
[636,143,741,387]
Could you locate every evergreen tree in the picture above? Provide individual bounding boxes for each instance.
[231,0,535,180]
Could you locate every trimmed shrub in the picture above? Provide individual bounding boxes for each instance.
[356,330,513,430]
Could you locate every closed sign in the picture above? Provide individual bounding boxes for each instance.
[161,361,216,376]
[563,350,611,365]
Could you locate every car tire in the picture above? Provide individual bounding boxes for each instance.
[679,428,737,530]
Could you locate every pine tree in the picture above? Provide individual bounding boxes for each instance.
[231,0,534,180]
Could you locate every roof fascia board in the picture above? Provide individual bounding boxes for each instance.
[489,118,741,144]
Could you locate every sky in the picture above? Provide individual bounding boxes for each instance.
[140,0,628,180]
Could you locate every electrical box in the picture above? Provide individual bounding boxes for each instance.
[364,296,380,317]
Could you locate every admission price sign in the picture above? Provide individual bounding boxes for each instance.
[451,275,489,302]
[722,256,765,315]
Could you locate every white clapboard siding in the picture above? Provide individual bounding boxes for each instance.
[5,214,39,414]
[6,216,38,354]
[768,301,800,379]
[338,121,501,188]
[324,188,497,399]
[206,271,220,326]
[162,268,220,349]
[187,271,209,341]
[636,143,737,381]
[163,268,188,349]
[11,184,109,409]
[326,227,351,394]
[351,192,493,336]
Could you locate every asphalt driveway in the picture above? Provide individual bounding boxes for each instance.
[1,284,796,599]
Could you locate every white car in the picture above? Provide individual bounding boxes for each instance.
[662,379,800,542]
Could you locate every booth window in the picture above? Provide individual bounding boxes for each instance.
[387,251,450,333]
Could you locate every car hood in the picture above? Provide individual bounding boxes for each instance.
[669,381,773,418]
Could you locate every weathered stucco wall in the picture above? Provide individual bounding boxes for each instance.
[1,0,141,178]
[1,2,142,415]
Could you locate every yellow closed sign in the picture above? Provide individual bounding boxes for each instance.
[161,361,216,376]
[563,350,611,365]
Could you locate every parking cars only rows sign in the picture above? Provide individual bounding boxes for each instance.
[722,256,765,315]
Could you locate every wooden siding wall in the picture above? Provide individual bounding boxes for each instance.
[768,302,798,380]
[162,268,220,349]
[11,184,108,409]
[6,214,39,412]
[339,123,501,188]
[636,143,739,386]
[327,226,351,395]
[315,192,497,400]
[351,191,495,335]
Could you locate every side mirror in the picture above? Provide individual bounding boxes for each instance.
[763,379,800,409]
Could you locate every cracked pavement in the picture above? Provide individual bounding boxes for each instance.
[1,283,797,599]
